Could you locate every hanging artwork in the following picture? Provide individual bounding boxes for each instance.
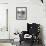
[16,7,27,20]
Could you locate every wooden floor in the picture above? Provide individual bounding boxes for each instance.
[19,41,43,46]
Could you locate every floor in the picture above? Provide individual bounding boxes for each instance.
[19,41,43,46]
[0,42,43,46]
[0,43,13,46]
[0,40,43,46]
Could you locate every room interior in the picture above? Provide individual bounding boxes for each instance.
[0,0,46,46]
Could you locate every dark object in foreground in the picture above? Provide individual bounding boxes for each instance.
[19,23,43,46]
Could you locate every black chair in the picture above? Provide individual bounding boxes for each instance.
[19,23,40,46]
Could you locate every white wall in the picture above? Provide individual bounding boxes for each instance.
[0,0,12,46]
[0,4,9,39]
[0,0,13,46]
[9,0,46,46]
[0,0,8,3]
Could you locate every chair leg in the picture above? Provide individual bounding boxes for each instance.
[30,39,34,46]
[20,41,21,45]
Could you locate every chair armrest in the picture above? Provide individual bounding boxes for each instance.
[19,34,24,41]
[19,31,27,41]
[22,31,28,35]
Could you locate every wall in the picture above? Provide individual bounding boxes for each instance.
[9,0,46,46]
[0,0,8,3]
[0,0,12,46]
[0,4,9,39]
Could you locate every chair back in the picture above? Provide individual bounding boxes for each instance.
[27,23,40,36]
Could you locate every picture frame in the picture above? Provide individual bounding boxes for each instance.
[16,7,27,20]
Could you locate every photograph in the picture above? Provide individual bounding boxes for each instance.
[16,7,27,20]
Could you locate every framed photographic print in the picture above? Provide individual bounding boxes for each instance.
[16,7,27,20]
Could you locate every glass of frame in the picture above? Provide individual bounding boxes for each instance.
[16,7,27,20]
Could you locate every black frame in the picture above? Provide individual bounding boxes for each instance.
[16,7,27,20]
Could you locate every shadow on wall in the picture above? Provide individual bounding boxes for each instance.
[40,25,45,46]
